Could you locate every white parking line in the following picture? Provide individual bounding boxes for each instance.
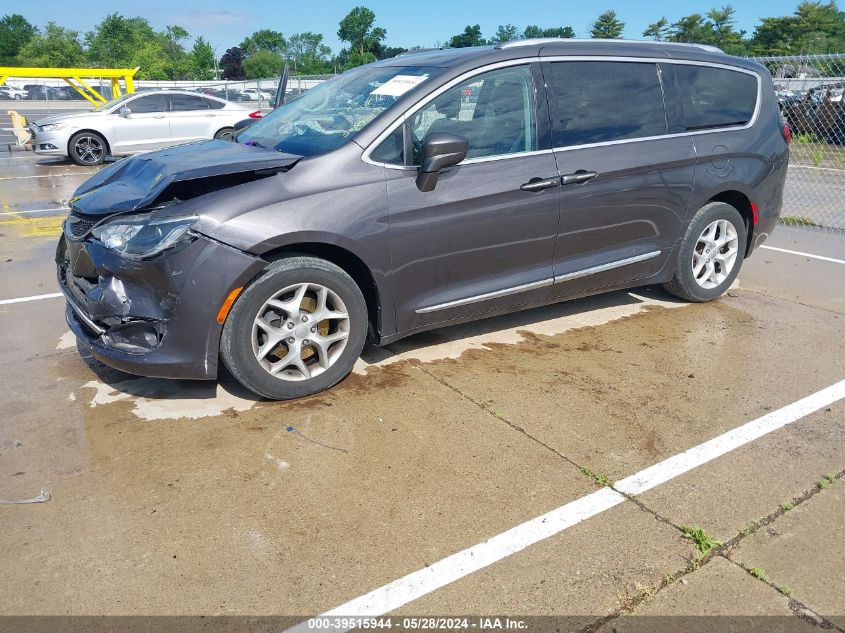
[0,292,63,305]
[289,377,845,630]
[0,173,89,180]
[760,245,845,265]
[0,207,68,217]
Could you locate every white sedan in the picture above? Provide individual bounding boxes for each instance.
[30,90,261,165]
[241,88,275,101]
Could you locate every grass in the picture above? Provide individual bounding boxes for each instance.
[789,138,845,170]
[682,526,722,557]
[780,502,795,512]
[580,467,611,487]
[750,566,768,581]
[817,474,835,490]
[777,585,793,597]
[780,215,819,227]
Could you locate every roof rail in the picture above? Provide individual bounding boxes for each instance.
[395,47,444,57]
[495,38,724,54]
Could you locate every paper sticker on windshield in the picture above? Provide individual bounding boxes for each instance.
[371,75,428,97]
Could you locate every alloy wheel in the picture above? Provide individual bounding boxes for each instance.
[691,218,739,289]
[73,136,104,164]
[251,282,350,381]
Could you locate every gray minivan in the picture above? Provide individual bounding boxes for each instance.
[57,39,790,399]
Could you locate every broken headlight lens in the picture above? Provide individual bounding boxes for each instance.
[91,214,198,259]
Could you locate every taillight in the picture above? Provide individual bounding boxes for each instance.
[248,110,263,119]
[782,122,792,144]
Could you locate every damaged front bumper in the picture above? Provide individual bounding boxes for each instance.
[57,230,266,379]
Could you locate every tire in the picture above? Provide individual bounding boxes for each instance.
[14,94,21,100]
[68,131,107,166]
[220,256,368,400]
[663,202,747,302]
[214,127,235,141]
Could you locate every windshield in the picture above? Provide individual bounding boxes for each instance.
[93,93,137,112]
[238,65,441,157]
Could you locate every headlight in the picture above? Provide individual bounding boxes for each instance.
[39,123,67,132]
[90,214,198,259]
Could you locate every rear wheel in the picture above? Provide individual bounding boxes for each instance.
[68,131,107,166]
[663,202,747,302]
[220,256,368,400]
[214,127,235,140]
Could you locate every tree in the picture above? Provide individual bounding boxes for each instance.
[590,10,625,39]
[0,14,37,65]
[191,36,216,80]
[750,16,795,54]
[338,6,386,56]
[18,22,85,67]
[86,14,156,67]
[287,31,332,73]
[447,24,487,47]
[240,29,286,56]
[491,24,519,43]
[160,25,192,80]
[643,17,670,40]
[243,50,285,79]
[523,25,576,38]
[220,46,246,80]
[669,14,712,43]
[706,6,745,54]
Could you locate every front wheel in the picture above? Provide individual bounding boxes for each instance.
[220,256,368,400]
[68,131,107,166]
[663,202,747,302]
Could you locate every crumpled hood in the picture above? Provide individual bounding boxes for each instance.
[70,140,301,216]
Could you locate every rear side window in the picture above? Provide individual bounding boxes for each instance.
[545,61,667,147]
[675,65,758,131]
[203,97,225,110]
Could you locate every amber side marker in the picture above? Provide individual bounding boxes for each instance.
[216,287,243,324]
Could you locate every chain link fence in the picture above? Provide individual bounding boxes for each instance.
[754,53,845,232]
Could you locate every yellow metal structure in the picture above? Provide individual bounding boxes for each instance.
[0,67,138,106]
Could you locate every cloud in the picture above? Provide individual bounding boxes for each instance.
[165,9,251,31]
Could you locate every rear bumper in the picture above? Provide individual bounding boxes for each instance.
[58,231,265,379]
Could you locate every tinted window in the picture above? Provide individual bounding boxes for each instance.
[172,94,210,111]
[546,61,667,147]
[129,94,168,113]
[203,97,225,110]
[371,126,404,165]
[409,65,537,162]
[675,65,758,130]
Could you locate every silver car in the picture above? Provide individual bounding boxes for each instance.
[30,90,259,165]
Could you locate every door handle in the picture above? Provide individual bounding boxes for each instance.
[520,176,561,192]
[561,170,598,185]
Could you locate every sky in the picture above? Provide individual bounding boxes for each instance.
[16,0,805,55]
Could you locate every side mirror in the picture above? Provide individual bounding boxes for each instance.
[415,133,468,192]
[119,107,131,117]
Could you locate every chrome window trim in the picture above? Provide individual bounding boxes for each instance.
[553,250,662,284]
[361,55,762,170]
[415,250,662,314]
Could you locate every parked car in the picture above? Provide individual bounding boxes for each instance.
[0,85,27,100]
[24,84,69,100]
[31,89,260,165]
[241,87,274,101]
[57,40,789,400]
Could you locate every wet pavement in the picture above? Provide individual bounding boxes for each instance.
[0,153,843,629]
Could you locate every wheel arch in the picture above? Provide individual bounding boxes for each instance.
[260,242,384,341]
[705,189,755,255]
[67,128,112,158]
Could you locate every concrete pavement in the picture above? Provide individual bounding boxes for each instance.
[0,152,842,631]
